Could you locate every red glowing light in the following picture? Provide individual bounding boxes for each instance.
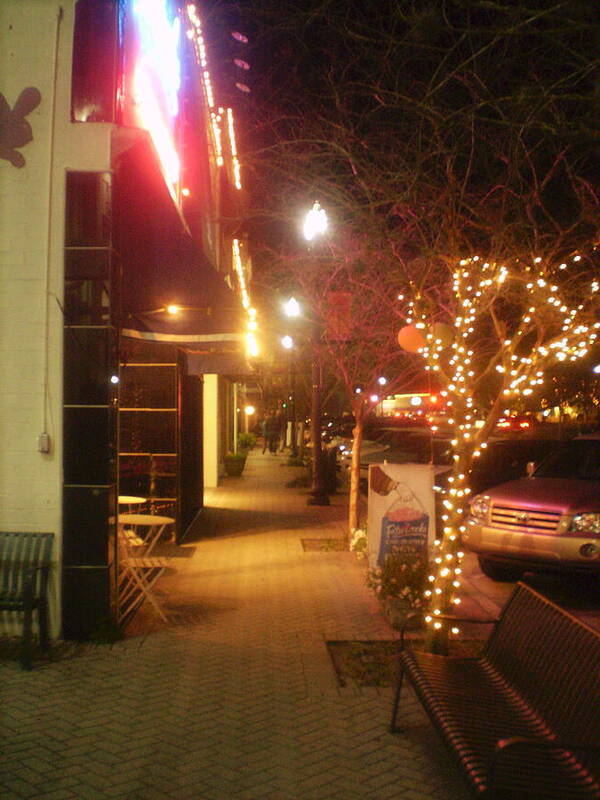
[127,0,182,194]
[134,65,180,186]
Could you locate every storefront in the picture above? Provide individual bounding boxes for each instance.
[1,0,254,640]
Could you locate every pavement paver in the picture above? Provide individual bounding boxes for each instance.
[1,451,472,799]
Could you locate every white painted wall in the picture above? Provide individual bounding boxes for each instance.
[0,1,112,636]
[203,374,220,488]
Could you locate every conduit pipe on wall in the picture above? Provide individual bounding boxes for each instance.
[41,5,64,454]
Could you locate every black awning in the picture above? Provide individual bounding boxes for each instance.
[114,131,246,344]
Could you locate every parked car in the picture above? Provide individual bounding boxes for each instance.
[346,430,454,491]
[324,421,385,465]
[336,426,385,467]
[494,413,540,434]
[356,432,553,489]
[465,435,600,581]
[437,438,561,496]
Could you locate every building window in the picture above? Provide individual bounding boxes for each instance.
[65,172,112,323]
[71,0,118,123]
[65,172,111,247]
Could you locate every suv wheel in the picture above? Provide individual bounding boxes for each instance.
[478,556,523,582]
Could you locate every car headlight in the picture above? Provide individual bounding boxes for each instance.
[569,513,600,536]
[470,495,490,521]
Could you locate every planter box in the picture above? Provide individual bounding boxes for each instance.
[224,454,246,477]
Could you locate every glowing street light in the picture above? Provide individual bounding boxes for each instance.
[303,202,328,242]
[281,335,294,350]
[298,204,330,504]
[242,404,255,434]
[284,297,301,318]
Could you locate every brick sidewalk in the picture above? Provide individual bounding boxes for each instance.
[1,450,471,799]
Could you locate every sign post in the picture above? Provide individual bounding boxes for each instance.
[367,463,435,566]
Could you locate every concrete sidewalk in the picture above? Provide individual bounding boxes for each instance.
[1,450,473,800]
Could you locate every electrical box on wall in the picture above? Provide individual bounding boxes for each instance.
[38,432,51,453]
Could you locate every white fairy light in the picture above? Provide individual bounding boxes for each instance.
[406,250,598,640]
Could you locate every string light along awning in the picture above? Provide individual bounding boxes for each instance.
[115,132,246,348]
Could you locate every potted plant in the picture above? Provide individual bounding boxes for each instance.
[350,527,368,560]
[237,432,257,452]
[366,549,428,630]
[224,451,247,477]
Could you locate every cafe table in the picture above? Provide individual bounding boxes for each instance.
[117,513,175,556]
[118,495,147,511]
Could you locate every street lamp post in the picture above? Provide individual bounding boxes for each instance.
[302,202,331,505]
[289,361,297,458]
[281,335,298,458]
[284,293,330,505]
[307,324,329,505]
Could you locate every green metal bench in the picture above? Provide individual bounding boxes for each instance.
[390,582,600,799]
[0,532,54,669]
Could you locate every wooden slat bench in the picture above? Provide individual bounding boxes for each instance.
[0,532,54,670]
[390,582,600,799]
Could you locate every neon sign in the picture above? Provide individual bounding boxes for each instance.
[130,0,181,191]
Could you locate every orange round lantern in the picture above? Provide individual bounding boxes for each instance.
[397,325,426,353]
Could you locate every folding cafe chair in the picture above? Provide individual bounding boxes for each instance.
[117,527,171,622]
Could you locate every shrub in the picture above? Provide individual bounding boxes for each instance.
[366,549,428,610]
[350,528,368,559]
[238,432,257,451]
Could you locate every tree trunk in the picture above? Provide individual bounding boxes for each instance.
[425,394,507,654]
[348,402,364,537]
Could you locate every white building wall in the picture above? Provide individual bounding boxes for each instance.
[203,374,220,488]
[0,1,111,636]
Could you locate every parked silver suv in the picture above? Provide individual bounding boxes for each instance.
[465,435,600,581]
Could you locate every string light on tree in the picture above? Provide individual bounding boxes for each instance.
[399,250,599,645]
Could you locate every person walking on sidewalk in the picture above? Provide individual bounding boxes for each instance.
[260,414,268,453]
[263,412,279,454]
[275,408,286,452]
